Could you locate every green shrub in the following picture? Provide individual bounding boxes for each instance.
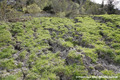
[0,29,11,47]
[23,4,42,14]
[35,0,50,10]
[96,47,115,58]
[115,50,120,55]
[26,72,39,80]
[59,38,74,47]
[47,73,58,80]
[68,50,81,60]
[64,65,87,79]
[19,50,27,60]
[111,43,120,49]
[2,75,17,80]
[114,55,120,64]
[56,12,66,17]
[0,46,15,59]
[101,69,114,76]
[0,59,16,70]
[5,9,23,19]
[10,23,24,35]
[83,48,98,63]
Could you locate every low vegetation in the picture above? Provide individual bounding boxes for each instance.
[0,15,120,80]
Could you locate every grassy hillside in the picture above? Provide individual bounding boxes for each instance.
[0,15,120,80]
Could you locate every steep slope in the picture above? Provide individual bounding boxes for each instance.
[0,15,120,80]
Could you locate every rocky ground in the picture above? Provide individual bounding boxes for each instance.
[0,15,120,80]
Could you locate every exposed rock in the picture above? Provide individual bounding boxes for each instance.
[91,69,103,76]
[94,64,105,71]
[48,40,70,59]
[65,57,80,65]
[92,16,111,23]
[8,18,28,23]
[97,58,120,73]
[82,55,93,67]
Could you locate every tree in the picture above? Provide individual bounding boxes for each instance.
[99,0,106,14]
[34,0,50,10]
[107,0,115,14]
[0,0,23,20]
[72,0,86,5]
[26,0,35,5]
[0,0,8,20]
[101,0,105,8]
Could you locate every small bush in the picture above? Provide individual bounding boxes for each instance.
[23,4,42,14]
[6,9,23,20]
[96,47,115,58]
[115,50,120,55]
[101,69,115,76]
[111,43,120,49]
[19,50,27,61]
[56,12,66,17]
[0,46,15,59]
[0,59,16,70]
[114,55,120,64]
[2,75,17,80]
[0,29,11,47]
[25,72,39,80]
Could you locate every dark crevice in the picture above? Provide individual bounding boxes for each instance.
[14,44,22,51]
[43,5,55,14]
[21,68,27,80]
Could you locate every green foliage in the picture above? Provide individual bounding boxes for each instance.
[68,50,82,60]
[19,50,27,60]
[114,55,120,64]
[65,65,87,79]
[101,69,115,76]
[0,30,11,42]
[35,0,50,10]
[56,12,66,17]
[115,50,120,55]
[2,75,17,80]
[23,3,42,14]
[25,71,40,80]
[0,25,11,47]
[82,48,98,63]
[59,38,74,47]
[0,15,120,79]
[30,53,65,79]
[0,46,15,59]
[0,0,9,20]
[6,9,23,19]
[111,43,120,49]
[96,46,115,58]
[0,59,16,70]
